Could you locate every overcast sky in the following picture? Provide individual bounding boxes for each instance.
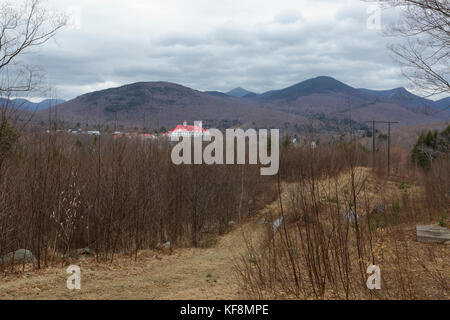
[19,0,415,101]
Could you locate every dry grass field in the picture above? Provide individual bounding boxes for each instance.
[1,168,448,300]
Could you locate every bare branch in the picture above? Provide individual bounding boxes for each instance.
[380,0,450,98]
[0,0,67,95]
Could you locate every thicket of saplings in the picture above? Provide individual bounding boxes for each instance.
[1,117,448,300]
[0,123,277,270]
[236,135,449,300]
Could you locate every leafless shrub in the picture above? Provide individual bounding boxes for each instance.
[236,139,449,299]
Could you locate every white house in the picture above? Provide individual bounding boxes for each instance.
[168,121,209,138]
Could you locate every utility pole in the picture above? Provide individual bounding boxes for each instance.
[365,120,376,168]
[388,122,392,175]
[365,120,399,176]
[143,109,146,132]
[372,120,375,168]
[385,121,399,176]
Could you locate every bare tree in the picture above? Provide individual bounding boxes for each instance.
[382,0,450,99]
[0,0,66,94]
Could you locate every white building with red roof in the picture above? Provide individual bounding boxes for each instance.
[169,121,209,138]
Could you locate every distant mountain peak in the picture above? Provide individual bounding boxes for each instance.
[260,76,357,101]
[313,75,338,80]
[226,87,254,98]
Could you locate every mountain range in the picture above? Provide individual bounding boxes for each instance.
[0,98,65,111]
[28,76,449,132]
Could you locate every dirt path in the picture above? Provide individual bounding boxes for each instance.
[0,201,278,300]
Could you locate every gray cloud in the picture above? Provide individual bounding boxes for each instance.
[16,0,420,100]
[274,10,304,25]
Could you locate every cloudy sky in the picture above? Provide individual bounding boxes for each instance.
[19,0,409,100]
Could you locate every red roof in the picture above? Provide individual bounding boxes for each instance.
[169,124,207,133]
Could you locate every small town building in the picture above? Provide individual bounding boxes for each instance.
[168,121,208,138]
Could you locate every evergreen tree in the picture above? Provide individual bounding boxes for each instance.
[411,126,449,169]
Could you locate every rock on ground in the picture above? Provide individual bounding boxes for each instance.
[157,242,171,250]
[77,247,95,257]
[372,202,385,215]
[1,249,35,265]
